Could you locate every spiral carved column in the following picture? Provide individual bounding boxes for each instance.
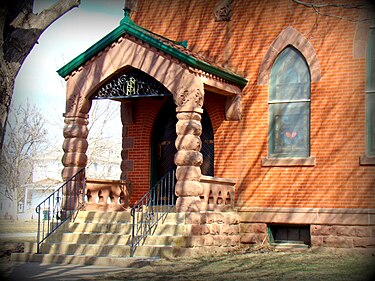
[174,87,204,212]
[61,113,89,210]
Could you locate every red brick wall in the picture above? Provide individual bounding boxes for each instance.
[131,0,375,209]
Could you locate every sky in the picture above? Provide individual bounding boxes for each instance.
[12,0,125,144]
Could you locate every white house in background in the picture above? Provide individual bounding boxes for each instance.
[32,150,64,182]
[0,137,122,220]
[18,178,62,220]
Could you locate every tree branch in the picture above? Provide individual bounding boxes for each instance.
[10,0,80,31]
[292,0,374,22]
[292,0,369,9]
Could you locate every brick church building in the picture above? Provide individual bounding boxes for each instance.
[55,0,374,253]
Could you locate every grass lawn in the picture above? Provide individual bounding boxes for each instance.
[0,220,374,280]
[89,249,375,281]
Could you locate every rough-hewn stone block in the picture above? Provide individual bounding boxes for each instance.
[311,225,334,236]
[210,224,221,235]
[311,236,323,247]
[205,235,215,246]
[240,233,265,244]
[186,213,202,225]
[120,159,134,172]
[252,223,268,234]
[353,237,375,248]
[222,224,240,235]
[322,237,353,248]
[224,213,240,225]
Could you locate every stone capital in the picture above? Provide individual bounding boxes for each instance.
[174,87,204,113]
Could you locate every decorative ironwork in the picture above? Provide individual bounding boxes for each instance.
[92,69,171,100]
[130,169,176,257]
[35,168,86,253]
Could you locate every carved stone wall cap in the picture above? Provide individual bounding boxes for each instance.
[200,175,236,185]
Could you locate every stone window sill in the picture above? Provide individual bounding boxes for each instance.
[261,157,316,167]
[359,155,375,166]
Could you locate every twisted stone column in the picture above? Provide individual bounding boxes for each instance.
[61,113,89,210]
[174,87,204,212]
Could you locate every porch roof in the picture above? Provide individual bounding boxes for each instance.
[57,15,248,88]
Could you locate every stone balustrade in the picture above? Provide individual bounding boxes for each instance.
[200,175,236,212]
[84,179,131,211]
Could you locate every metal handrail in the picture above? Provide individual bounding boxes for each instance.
[35,168,86,253]
[130,169,176,257]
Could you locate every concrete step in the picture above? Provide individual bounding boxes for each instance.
[74,210,132,223]
[141,235,196,247]
[66,222,132,234]
[47,232,132,244]
[65,222,189,236]
[47,233,194,247]
[39,242,187,258]
[11,252,157,267]
[73,211,185,224]
[131,245,174,258]
[40,243,132,257]
[147,223,190,236]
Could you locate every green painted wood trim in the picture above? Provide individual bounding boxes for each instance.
[57,17,248,87]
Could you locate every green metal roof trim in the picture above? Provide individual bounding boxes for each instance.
[57,16,248,87]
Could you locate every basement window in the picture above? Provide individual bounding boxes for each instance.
[268,224,311,246]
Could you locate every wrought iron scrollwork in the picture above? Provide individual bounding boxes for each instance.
[92,69,171,100]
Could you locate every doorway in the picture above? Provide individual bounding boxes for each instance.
[151,98,214,204]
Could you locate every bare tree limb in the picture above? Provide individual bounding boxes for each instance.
[11,0,80,31]
[0,0,81,158]
[292,0,368,9]
[292,0,374,22]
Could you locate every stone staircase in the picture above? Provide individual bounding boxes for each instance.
[11,210,241,266]
[11,210,186,266]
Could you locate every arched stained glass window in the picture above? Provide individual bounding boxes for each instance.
[366,24,375,157]
[269,47,311,158]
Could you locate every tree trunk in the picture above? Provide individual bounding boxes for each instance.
[0,0,80,156]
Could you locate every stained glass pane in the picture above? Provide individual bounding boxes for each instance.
[366,93,375,156]
[366,28,375,91]
[269,102,310,157]
[270,47,310,101]
[269,46,311,158]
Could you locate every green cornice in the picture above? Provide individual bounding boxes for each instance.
[57,17,248,88]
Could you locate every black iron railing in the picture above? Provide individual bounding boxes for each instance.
[35,168,86,253]
[130,169,176,257]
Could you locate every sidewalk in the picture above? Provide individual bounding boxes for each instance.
[0,258,129,281]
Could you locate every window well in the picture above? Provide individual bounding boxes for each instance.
[268,224,311,246]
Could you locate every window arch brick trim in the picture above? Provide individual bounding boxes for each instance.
[258,27,321,85]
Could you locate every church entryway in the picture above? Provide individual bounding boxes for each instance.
[151,98,214,206]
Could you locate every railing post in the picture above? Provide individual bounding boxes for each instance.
[36,168,85,254]
[130,169,176,257]
[36,205,41,253]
